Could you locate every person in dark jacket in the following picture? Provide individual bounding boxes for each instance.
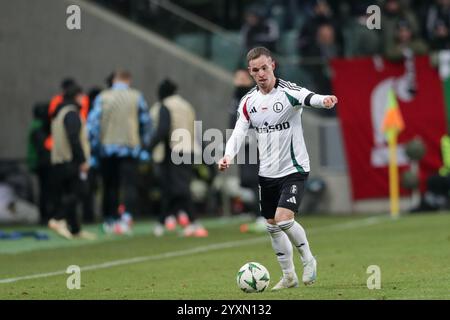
[27,102,52,225]
[241,5,280,53]
[48,84,95,240]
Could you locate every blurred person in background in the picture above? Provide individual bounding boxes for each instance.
[47,78,92,223]
[380,0,420,53]
[228,69,265,233]
[149,79,207,237]
[412,133,450,212]
[48,78,89,121]
[87,70,151,234]
[27,102,52,225]
[425,0,450,40]
[296,1,341,118]
[384,19,428,61]
[297,0,343,57]
[428,18,450,51]
[79,72,119,224]
[425,0,450,46]
[105,71,116,89]
[241,5,280,55]
[48,84,95,240]
[345,4,381,57]
[302,22,341,117]
[266,0,303,31]
[46,79,88,162]
[80,74,114,224]
[79,86,103,224]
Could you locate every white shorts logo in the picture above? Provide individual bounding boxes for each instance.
[290,185,297,194]
[286,196,297,204]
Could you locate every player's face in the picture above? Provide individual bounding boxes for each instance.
[248,55,276,90]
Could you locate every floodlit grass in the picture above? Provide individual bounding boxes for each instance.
[0,213,449,300]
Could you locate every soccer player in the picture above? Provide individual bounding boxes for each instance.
[218,47,337,290]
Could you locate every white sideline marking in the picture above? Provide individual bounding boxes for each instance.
[0,216,386,284]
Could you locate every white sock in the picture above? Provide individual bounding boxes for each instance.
[277,219,313,263]
[266,223,295,276]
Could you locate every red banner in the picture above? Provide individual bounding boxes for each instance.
[331,56,448,200]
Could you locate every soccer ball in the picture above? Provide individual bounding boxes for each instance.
[236,262,270,293]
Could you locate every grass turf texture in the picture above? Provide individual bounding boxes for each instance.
[0,213,449,300]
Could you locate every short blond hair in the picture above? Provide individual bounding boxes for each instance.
[246,47,274,63]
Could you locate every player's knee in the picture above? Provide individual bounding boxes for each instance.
[274,208,294,223]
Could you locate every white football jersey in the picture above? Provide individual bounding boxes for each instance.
[225,78,326,178]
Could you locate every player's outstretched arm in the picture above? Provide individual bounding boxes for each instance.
[285,85,338,110]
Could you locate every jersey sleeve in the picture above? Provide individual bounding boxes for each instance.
[224,97,251,160]
[283,81,328,109]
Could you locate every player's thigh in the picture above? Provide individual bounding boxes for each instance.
[258,183,280,220]
[277,173,308,214]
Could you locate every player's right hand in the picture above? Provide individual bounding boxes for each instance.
[218,155,231,171]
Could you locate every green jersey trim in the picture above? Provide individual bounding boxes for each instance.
[290,136,304,173]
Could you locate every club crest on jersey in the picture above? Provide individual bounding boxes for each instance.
[290,185,297,194]
[273,102,283,113]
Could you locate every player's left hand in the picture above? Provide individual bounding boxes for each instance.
[323,95,338,109]
[218,155,231,172]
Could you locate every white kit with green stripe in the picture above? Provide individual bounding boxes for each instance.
[225,78,329,178]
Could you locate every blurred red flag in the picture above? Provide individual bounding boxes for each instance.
[331,56,447,200]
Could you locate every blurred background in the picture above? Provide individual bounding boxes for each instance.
[0,0,449,230]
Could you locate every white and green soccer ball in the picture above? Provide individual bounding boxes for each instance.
[236,262,270,293]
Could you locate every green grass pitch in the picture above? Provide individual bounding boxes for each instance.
[0,213,449,300]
